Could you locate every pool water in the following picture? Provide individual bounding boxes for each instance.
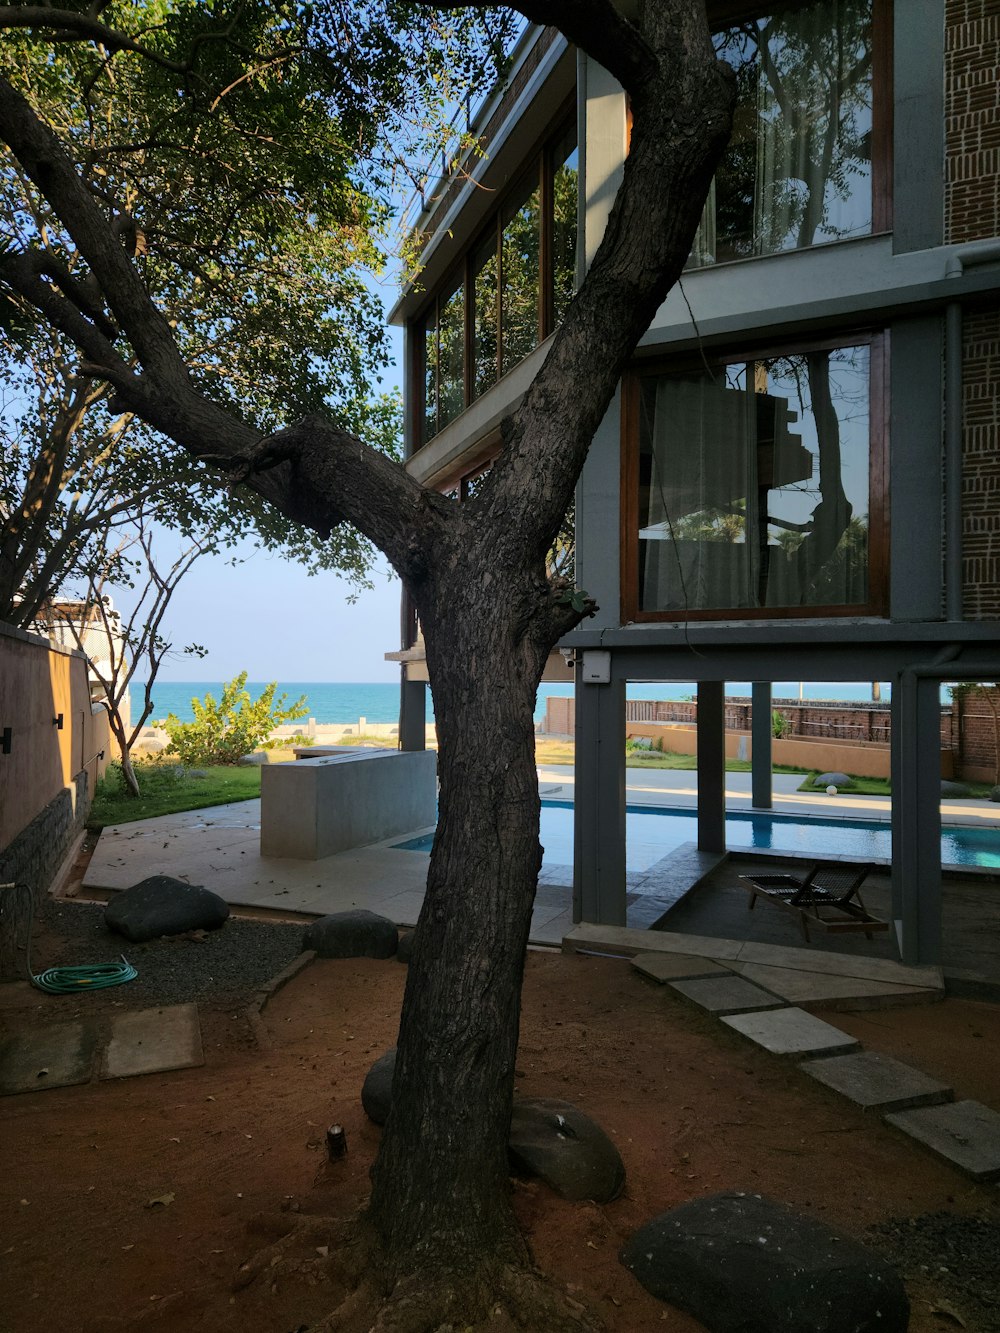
[394,801,1000,872]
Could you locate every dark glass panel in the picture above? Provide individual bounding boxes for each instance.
[472,233,499,400]
[551,124,579,326]
[500,172,540,373]
[437,274,465,430]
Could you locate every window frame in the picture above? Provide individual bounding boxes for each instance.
[690,0,893,266]
[620,330,889,623]
[411,102,578,450]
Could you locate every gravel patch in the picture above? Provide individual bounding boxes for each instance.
[868,1211,1000,1331]
[20,898,307,1016]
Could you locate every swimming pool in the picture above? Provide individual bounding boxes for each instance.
[394,801,1000,872]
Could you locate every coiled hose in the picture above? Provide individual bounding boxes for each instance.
[2,882,137,993]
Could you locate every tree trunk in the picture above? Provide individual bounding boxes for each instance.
[369,581,546,1290]
[107,711,141,797]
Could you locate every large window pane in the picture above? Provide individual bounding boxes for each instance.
[692,0,873,265]
[472,234,499,400]
[437,276,465,430]
[551,125,579,325]
[500,173,540,373]
[637,345,871,613]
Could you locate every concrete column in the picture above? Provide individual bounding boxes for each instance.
[573,671,626,925]
[892,673,943,965]
[697,681,726,852]
[398,676,427,752]
[751,681,773,809]
[889,684,904,944]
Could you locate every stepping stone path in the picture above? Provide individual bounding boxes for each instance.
[621,1191,909,1333]
[0,1003,204,1095]
[721,1007,861,1058]
[631,952,732,982]
[669,975,784,1016]
[801,1051,952,1113]
[885,1101,1000,1181]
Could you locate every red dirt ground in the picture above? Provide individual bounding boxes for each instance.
[1,950,998,1332]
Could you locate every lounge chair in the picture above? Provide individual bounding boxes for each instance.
[737,862,887,943]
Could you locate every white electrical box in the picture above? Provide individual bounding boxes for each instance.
[581,650,612,684]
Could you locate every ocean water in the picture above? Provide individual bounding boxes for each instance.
[138,680,890,726]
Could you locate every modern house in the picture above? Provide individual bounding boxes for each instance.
[387,4,1000,967]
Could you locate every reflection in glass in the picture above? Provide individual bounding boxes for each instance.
[552,126,579,325]
[501,174,540,373]
[691,0,873,265]
[637,345,870,612]
[423,314,438,442]
[472,234,499,400]
[437,276,465,430]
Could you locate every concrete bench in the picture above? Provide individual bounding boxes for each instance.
[260,748,436,860]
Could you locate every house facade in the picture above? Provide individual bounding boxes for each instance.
[388,3,1000,966]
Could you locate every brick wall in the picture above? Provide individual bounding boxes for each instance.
[945,2,1000,620]
[953,686,1000,781]
[961,308,1000,618]
[945,0,1000,245]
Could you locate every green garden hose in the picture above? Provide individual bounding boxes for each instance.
[2,882,137,993]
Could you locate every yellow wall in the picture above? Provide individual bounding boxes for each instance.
[0,625,111,850]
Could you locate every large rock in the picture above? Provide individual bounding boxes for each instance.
[941,780,972,798]
[303,910,398,959]
[621,1192,909,1333]
[508,1097,625,1203]
[396,930,416,964]
[104,876,229,943]
[362,1048,397,1124]
[814,771,853,789]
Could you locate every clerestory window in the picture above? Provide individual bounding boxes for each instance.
[690,0,889,267]
[416,116,579,446]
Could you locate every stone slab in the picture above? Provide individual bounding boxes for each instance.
[563,923,743,961]
[260,749,437,859]
[631,952,733,983]
[885,1100,1000,1180]
[734,941,944,992]
[800,1051,953,1113]
[721,1007,860,1058]
[669,975,785,1016]
[735,962,941,1011]
[0,1022,96,1095]
[101,1003,203,1080]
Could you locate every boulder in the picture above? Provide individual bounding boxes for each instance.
[508,1097,625,1203]
[104,876,229,943]
[941,780,972,798]
[989,786,1000,804]
[814,772,853,789]
[621,1192,909,1333]
[362,1048,396,1125]
[396,930,416,964]
[303,910,398,959]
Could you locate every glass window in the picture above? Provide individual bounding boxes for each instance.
[472,233,499,401]
[691,0,873,266]
[551,125,579,325]
[636,344,871,613]
[422,313,438,442]
[500,173,540,373]
[437,275,465,430]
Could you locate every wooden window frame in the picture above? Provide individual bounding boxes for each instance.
[620,331,889,624]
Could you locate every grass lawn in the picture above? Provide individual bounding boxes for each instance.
[88,763,262,830]
[534,737,808,776]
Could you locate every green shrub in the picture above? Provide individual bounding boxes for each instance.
[262,731,315,751]
[772,709,791,739]
[163,673,308,766]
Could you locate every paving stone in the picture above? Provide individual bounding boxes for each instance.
[800,1052,953,1113]
[102,1003,203,1080]
[631,952,732,983]
[736,962,940,1010]
[885,1100,1000,1180]
[0,1022,97,1095]
[721,1007,860,1058]
[669,975,785,1015]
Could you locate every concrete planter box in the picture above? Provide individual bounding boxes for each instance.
[260,748,437,859]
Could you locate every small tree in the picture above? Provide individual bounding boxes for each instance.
[163,673,308,766]
[50,513,208,797]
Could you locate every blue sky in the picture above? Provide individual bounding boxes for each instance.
[155,318,405,684]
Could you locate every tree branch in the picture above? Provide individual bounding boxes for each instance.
[0,8,191,73]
